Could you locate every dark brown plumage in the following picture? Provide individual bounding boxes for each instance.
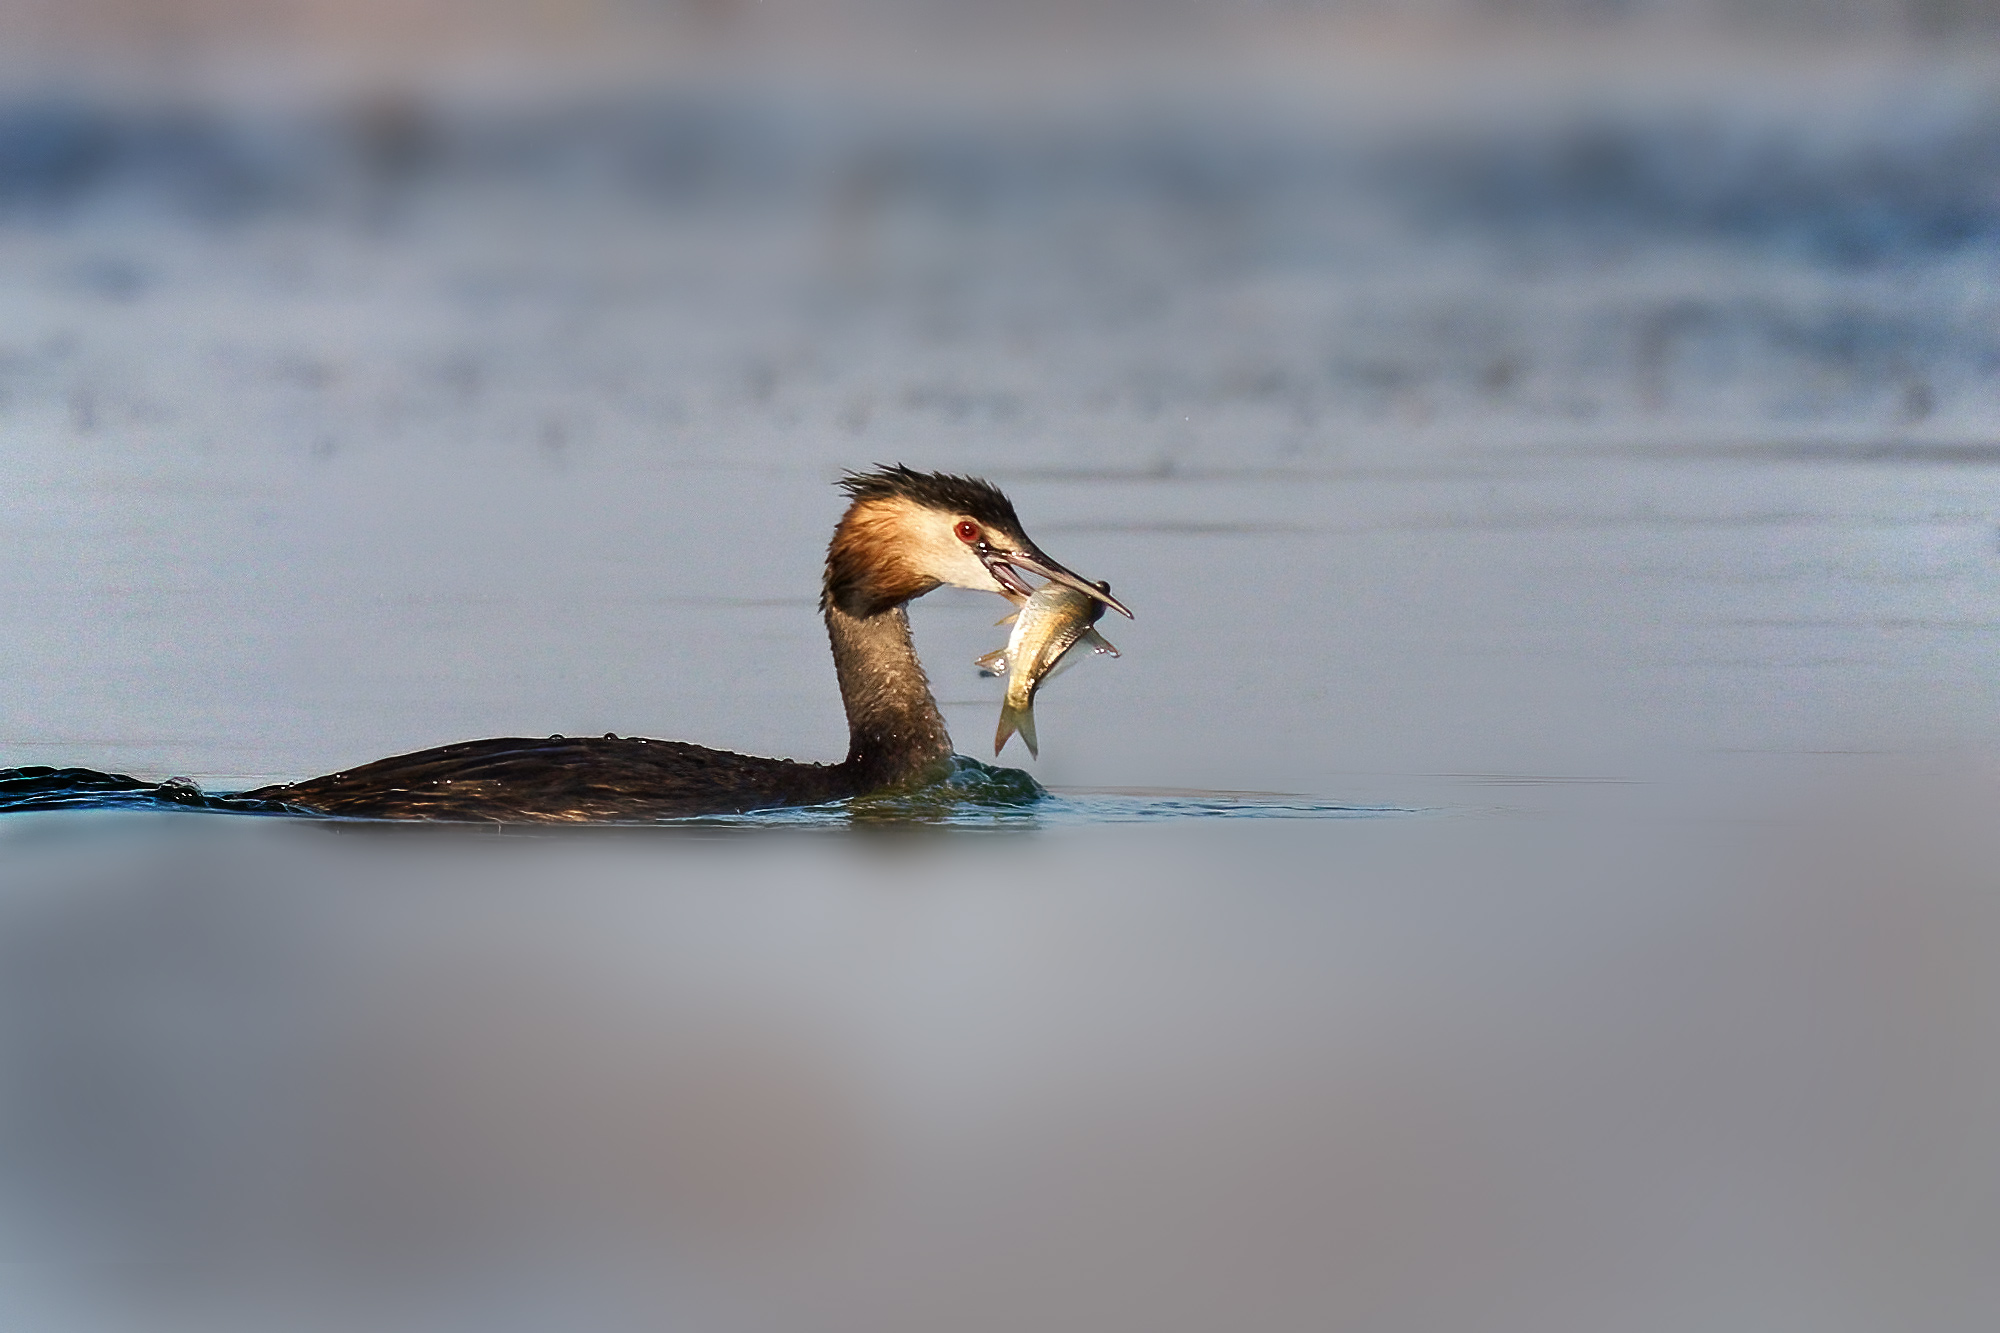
[835,466,1023,530]
[251,736,853,821]
[247,466,1121,823]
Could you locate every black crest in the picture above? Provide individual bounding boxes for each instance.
[837,465,1021,533]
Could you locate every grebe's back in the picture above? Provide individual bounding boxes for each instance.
[254,735,853,821]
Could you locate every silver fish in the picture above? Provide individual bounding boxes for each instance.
[974,581,1120,758]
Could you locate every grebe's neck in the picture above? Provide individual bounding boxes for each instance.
[825,599,954,787]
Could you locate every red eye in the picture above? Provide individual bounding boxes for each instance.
[954,520,980,543]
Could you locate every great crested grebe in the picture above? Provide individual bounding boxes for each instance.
[247,467,1130,821]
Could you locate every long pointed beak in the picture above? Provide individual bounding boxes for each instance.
[990,547,1134,618]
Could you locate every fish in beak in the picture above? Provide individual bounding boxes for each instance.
[975,580,1121,759]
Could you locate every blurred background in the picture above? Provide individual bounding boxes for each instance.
[1,0,1998,792]
[2,4,2000,1331]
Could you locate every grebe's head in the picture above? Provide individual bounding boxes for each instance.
[825,465,1132,619]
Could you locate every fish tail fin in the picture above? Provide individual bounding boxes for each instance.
[995,700,1039,759]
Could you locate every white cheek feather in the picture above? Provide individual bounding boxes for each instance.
[948,541,1002,591]
[911,514,1005,592]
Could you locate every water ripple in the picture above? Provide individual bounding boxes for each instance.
[0,765,1394,827]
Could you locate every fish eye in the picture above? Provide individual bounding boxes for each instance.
[954,520,980,543]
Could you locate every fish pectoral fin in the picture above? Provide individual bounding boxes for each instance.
[973,649,1009,676]
[1042,631,1111,684]
[993,612,1019,627]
